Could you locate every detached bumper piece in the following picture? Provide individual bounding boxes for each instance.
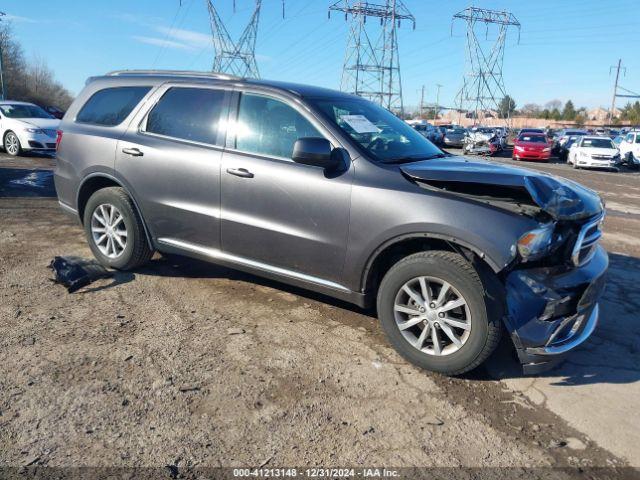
[505,246,608,374]
[49,256,114,293]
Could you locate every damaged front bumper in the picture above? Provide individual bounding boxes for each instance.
[504,245,608,374]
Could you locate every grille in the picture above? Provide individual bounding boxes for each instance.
[571,214,603,266]
[591,154,613,160]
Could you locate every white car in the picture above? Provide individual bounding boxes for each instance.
[567,136,620,170]
[618,130,640,165]
[0,101,60,156]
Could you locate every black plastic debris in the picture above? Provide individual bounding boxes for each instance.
[49,256,114,293]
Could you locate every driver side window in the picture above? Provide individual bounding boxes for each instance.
[235,93,322,159]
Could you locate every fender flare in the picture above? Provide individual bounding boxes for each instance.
[77,172,154,250]
[359,231,504,293]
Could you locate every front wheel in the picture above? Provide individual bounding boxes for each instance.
[4,131,22,156]
[83,187,154,270]
[376,251,501,375]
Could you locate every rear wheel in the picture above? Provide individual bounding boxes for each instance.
[376,251,501,375]
[4,131,22,156]
[83,187,153,270]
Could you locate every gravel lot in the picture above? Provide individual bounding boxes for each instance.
[1,149,639,475]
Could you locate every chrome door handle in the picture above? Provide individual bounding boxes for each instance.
[226,168,254,178]
[122,147,144,157]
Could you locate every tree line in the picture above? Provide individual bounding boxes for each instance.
[503,96,640,124]
[0,23,73,110]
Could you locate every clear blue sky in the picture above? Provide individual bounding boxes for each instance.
[4,0,640,110]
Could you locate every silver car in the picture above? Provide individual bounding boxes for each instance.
[54,70,608,375]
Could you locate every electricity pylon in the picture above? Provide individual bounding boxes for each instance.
[452,7,520,125]
[329,0,415,114]
[206,0,263,78]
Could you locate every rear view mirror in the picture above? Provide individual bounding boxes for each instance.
[292,137,340,170]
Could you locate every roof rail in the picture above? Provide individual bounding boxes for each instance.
[106,70,241,81]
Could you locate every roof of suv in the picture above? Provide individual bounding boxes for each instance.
[98,70,356,100]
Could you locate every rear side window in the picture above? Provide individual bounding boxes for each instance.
[76,86,151,126]
[145,87,226,145]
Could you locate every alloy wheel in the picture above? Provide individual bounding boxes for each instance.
[5,133,19,155]
[393,276,472,356]
[90,204,128,259]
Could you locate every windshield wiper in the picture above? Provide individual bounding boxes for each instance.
[383,153,447,165]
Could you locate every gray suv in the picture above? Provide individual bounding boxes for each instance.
[55,71,608,375]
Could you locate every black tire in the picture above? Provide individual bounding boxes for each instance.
[83,187,153,270]
[376,251,501,375]
[4,131,22,156]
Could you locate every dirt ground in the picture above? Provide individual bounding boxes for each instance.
[1,150,639,476]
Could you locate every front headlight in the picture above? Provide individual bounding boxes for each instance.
[23,127,45,134]
[514,145,524,151]
[543,147,551,152]
[517,224,555,262]
[579,151,589,158]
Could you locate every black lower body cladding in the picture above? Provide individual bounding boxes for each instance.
[504,246,608,373]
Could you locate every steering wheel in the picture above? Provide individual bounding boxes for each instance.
[366,136,388,153]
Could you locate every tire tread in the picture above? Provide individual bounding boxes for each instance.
[377,250,502,375]
[84,187,153,270]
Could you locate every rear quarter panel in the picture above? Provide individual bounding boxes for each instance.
[54,77,160,212]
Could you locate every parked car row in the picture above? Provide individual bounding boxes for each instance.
[0,101,61,156]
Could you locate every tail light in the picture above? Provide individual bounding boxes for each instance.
[56,130,63,150]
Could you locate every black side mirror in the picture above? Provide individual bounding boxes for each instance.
[292,137,339,170]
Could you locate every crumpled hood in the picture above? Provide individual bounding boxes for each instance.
[401,156,603,221]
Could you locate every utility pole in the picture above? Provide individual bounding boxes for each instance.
[420,85,425,118]
[0,11,5,101]
[452,7,520,127]
[434,83,442,122]
[329,0,415,114]
[609,59,625,124]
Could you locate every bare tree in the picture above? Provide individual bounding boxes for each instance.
[520,103,541,118]
[544,99,562,112]
[0,23,73,109]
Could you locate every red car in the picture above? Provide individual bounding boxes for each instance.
[512,132,551,162]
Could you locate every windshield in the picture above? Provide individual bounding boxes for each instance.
[310,97,443,163]
[518,135,547,143]
[0,104,53,119]
[581,138,615,149]
[448,128,465,135]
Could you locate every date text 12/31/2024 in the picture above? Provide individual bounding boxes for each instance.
[233,468,400,478]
